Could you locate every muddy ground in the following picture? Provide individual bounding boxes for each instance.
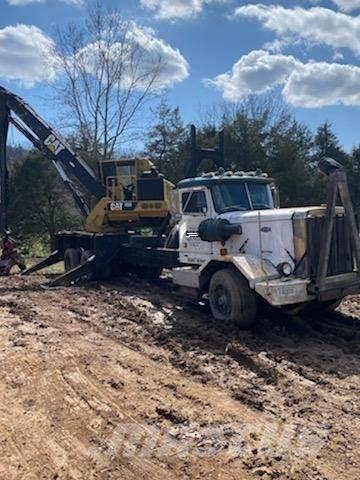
[0,272,358,479]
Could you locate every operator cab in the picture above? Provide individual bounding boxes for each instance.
[100,157,166,203]
[87,157,175,233]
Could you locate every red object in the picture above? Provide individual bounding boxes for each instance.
[1,237,16,260]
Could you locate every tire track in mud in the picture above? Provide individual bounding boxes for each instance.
[0,278,256,479]
[84,280,358,405]
[24,276,359,420]
[49,277,360,476]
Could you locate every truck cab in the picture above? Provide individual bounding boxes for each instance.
[177,170,276,265]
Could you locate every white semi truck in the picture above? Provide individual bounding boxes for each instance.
[170,160,360,327]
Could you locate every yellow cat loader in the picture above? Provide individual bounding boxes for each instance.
[0,86,226,287]
[0,86,174,235]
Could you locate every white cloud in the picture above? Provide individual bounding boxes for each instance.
[283,61,360,107]
[207,50,360,108]
[0,22,188,90]
[234,5,360,55]
[329,1,360,12]
[73,24,189,90]
[128,25,189,88]
[140,0,226,20]
[332,51,345,60]
[207,50,301,101]
[0,24,59,86]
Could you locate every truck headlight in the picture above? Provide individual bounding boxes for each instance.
[277,262,293,277]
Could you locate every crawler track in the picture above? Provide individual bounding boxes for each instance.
[0,273,358,479]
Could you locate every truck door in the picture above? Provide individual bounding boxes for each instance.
[179,189,212,265]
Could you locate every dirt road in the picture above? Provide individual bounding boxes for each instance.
[0,273,358,479]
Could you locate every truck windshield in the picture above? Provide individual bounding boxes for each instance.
[211,182,273,213]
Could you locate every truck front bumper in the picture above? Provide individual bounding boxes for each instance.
[255,272,360,306]
[255,278,314,306]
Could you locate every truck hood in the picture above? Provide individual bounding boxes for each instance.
[217,206,329,224]
[216,206,340,272]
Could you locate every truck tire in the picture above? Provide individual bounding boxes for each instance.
[209,268,257,329]
[64,248,81,272]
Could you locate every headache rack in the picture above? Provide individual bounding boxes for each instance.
[306,161,360,301]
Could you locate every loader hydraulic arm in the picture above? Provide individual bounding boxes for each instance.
[0,86,106,223]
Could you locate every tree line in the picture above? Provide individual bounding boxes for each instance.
[146,98,360,210]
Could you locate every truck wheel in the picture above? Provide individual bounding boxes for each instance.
[209,268,257,329]
[64,248,81,272]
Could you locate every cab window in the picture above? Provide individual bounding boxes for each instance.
[182,191,207,213]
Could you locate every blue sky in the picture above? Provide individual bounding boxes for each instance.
[1,0,360,151]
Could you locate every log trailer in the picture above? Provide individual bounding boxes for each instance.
[1,86,360,328]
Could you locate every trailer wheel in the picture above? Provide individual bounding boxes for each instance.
[209,268,257,329]
[64,248,81,272]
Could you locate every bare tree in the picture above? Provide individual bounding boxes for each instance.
[198,93,290,133]
[55,3,164,171]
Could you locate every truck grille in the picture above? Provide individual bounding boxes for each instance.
[306,215,354,279]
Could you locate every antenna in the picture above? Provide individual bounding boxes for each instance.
[186,125,225,178]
